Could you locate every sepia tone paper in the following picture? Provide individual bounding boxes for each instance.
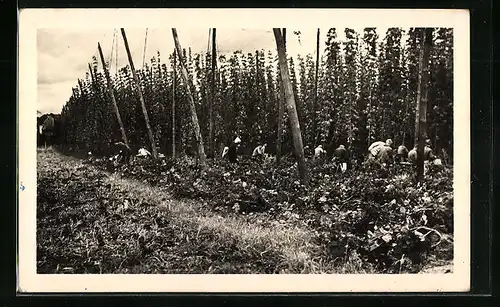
[18,8,470,292]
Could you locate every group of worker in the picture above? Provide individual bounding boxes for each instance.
[219,135,440,173]
[219,137,349,173]
[319,138,440,172]
[88,140,157,165]
[312,144,349,172]
[366,138,438,165]
[103,134,440,174]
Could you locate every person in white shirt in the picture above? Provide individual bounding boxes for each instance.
[252,143,267,158]
[314,145,326,158]
[137,147,151,157]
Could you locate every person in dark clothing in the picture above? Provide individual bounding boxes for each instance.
[377,145,394,165]
[333,144,349,172]
[423,139,436,161]
[325,139,336,160]
[114,141,133,164]
[333,144,348,162]
[226,137,241,163]
[395,144,409,163]
[408,139,436,164]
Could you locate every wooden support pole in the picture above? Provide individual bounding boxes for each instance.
[276,28,286,166]
[255,50,259,148]
[171,28,207,166]
[97,42,130,149]
[273,28,309,187]
[313,28,320,147]
[120,28,158,159]
[172,48,176,158]
[209,28,217,159]
[414,28,433,181]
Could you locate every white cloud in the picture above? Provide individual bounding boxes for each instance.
[37,81,76,114]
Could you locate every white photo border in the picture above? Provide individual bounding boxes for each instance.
[18,8,470,293]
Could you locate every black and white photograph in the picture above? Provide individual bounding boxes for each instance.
[19,9,470,292]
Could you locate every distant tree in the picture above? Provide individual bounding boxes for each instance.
[297,55,309,143]
[42,114,55,147]
[264,50,278,150]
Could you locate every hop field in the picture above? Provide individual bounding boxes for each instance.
[37,148,454,274]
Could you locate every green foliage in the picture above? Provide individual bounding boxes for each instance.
[60,28,453,162]
[49,28,455,274]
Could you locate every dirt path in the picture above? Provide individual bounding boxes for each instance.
[37,149,332,274]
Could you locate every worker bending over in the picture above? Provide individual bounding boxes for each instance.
[408,139,436,163]
[252,143,267,159]
[114,141,133,164]
[333,144,349,173]
[368,138,394,165]
[222,137,241,163]
[395,144,409,163]
[314,145,326,159]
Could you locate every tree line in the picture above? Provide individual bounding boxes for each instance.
[57,27,453,165]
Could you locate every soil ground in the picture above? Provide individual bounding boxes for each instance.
[36,148,453,274]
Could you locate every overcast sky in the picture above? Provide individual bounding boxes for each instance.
[37,27,385,115]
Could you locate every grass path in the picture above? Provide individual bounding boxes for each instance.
[37,148,336,273]
[104,163,325,273]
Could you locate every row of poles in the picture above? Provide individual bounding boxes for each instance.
[87,28,212,162]
[81,27,432,184]
[84,28,322,177]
